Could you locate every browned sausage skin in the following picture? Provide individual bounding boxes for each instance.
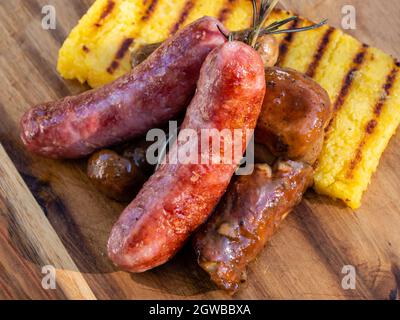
[107,41,266,273]
[193,160,313,294]
[20,17,227,159]
[256,67,332,164]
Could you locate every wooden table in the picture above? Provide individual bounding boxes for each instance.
[1,0,399,300]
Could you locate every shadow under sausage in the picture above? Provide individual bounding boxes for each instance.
[129,243,218,296]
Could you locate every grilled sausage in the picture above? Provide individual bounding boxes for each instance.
[107,41,266,272]
[256,67,332,164]
[193,160,313,294]
[20,17,227,159]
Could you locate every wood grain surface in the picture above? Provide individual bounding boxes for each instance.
[0,144,96,300]
[0,0,399,300]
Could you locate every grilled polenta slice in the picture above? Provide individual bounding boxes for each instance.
[58,0,400,209]
[57,0,255,88]
[313,49,400,209]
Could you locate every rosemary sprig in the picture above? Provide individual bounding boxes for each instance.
[261,16,298,33]
[263,19,328,35]
[250,0,280,47]
[223,0,328,48]
[251,0,258,29]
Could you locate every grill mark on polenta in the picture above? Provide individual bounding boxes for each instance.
[170,0,196,35]
[306,27,334,78]
[346,136,367,178]
[333,44,369,112]
[365,119,378,134]
[141,0,159,21]
[277,19,299,66]
[107,61,120,74]
[346,66,398,178]
[218,0,237,23]
[354,45,369,63]
[106,38,135,74]
[324,44,369,138]
[374,67,398,115]
[94,0,115,27]
[116,38,134,59]
[100,0,115,19]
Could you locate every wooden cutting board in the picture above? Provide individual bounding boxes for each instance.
[1,0,399,300]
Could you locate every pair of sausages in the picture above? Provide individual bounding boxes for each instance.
[193,67,332,293]
[107,41,266,272]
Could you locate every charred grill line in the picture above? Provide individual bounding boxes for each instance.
[346,66,398,177]
[116,38,135,60]
[277,19,300,66]
[141,0,159,21]
[170,0,196,35]
[306,27,334,78]
[218,0,237,23]
[374,67,398,116]
[107,0,160,73]
[94,0,115,27]
[333,44,369,112]
[106,38,135,74]
[323,44,369,138]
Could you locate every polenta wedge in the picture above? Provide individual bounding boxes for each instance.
[57,0,255,88]
[57,0,400,209]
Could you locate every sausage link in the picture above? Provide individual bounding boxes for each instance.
[107,41,266,273]
[193,160,313,294]
[20,17,227,159]
[255,67,332,164]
